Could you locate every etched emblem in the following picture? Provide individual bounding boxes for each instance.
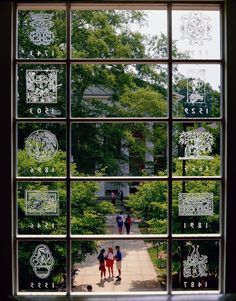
[25,191,59,216]
[187,69,205,104]
[178,128,214,160]
[29,13,55,46]
[179,193,213,216]
[183,244,208,278]
[26,70,57,104]
[180,12,212,45]
[25,130,58,162]
[30,244,55,279]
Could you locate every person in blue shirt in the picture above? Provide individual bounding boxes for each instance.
[114,245,122,281]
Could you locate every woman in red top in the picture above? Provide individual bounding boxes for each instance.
[105,247,115,278]
[124,214,132,234]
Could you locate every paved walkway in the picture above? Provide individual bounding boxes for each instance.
[73,213,162,292]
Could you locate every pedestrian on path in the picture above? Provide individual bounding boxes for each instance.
[120,189,124,206]
[111,191,116,205]
[124,214,132,234]
[114,245,122,281]
[116,211,124,234]
[97,249,106,281]
[105,247,115,278]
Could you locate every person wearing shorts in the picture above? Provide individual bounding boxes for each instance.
[114,245,122,281]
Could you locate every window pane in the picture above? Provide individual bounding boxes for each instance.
[172,7,221,59]
[17,181,66,235]
[17,123,66,177]
[71,9,167,59]
[172,122,221,176]
[71,64,168,118]
[18,241,66,292]
[172,181,220,234]
[71,181,167,235]
[172,64,221,118]
[172,240,219,291]
[71,123,167,176]
[71,239,167,292]
[17,64,66,118]
[17,9,66,59]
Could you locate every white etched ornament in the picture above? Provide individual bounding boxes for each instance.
[179,193,213,216]
[25,191,59,216]
[178,128,214,160]
[26,130,58,162]
[30,244,55,279]
[187,69,205,104]
[183,244,208,278]
[26,70,57,104]
[29,13,55,46]
[180,12,212,45]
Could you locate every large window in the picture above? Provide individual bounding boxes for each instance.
[13,2,224,296]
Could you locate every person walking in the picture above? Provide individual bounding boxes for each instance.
[124,214,132,234]
[105,247,115,278]
[120,189,124,206]
[116,211,124,234]
[114,245,122,281]
[97,249,106,281]
[111,191,116,205]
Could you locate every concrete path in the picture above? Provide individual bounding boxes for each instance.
[73,214,162,292]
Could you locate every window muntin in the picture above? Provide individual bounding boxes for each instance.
[15,2,224,296]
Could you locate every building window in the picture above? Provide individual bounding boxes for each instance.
[14,2,224,296]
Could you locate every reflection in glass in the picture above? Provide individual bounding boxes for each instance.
[17,10,66,59]
[17,123,66,177]
[18,241,66,292]
[172,9,220,59]
[71,9,167,59]
[71,181,167,235]
[172,64,221,118]
[172,181,220,234]
[71,240,167,292]
[71,123,167,176]
[172,123,221,177]
[71,64,168,117]
[17,182,66,235]
[172,240,219,290]
[17,64,66,118]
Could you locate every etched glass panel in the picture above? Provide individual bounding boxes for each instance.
[172,64,221,118]
[17,64,66,118]
[71,9,167,59]
[17,182,66,235]
[172,123,221,176]
[71,64,168,118]
[17,123,66,177]
[172,240,219,290]
[71,181,167,235]
[172,8,220,59]
[71,239,167,292]
[17,9,66,59]
[18,241,66,292]
[172,181,220,234]
[71,123,167,176]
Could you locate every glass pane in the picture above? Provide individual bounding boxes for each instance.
[71,181,167,235]
[173,64,221,118]
[18,241,66,292]
[17,182,66,235]
[17,64,66,118]
[172,181,220,234]
[17,123,66,177]
[172,122,221,177]
[172,7,220,59]
[172,240,219,291]
[71,9,167,59]
[71,64,168,118]
[71,240,167,292]
[17,9,66,59]
[71,123,167,176]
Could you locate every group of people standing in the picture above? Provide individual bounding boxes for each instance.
[97,246,122,281]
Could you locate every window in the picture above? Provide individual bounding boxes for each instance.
[4,0,236,299]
